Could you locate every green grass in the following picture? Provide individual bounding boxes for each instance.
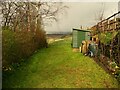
[3,37,119,88]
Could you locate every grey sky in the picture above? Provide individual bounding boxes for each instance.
[45,2,118,34]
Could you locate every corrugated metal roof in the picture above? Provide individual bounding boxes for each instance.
[73,28,91,32]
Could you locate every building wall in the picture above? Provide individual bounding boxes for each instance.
[72,29,91,48]
[72,30,85,48]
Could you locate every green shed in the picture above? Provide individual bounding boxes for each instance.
[72,28,91,48]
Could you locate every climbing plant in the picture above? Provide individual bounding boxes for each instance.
[99,31,118,45]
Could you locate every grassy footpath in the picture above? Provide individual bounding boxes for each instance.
[3,37,119,88]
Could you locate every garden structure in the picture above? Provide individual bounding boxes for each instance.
[90,11,120,81]
[72,29,91,48]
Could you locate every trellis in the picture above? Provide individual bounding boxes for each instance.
[95,11,120,66]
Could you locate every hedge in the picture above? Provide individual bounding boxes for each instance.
[2,29,47,71]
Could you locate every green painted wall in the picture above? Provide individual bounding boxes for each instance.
[72,30,78,48]
[77,31,85,47]
[85,32,90,40]
[72,29,90,48]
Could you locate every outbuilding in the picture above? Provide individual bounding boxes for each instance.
[72,28,91,48]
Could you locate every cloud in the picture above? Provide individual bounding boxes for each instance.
[45,2,118,33]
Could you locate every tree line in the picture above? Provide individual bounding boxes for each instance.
[1,0,67,71]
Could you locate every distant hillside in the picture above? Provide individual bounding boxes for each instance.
[46,31,72,34]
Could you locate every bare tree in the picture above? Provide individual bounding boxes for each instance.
[0,0,68,32]
[94,2,105,22]
[92,2,106,57]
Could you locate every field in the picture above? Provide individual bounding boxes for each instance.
[3,36,119,88]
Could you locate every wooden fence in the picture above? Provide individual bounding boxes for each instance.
[92,11,120,66]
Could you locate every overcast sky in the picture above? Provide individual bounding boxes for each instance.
[45,2,119,34]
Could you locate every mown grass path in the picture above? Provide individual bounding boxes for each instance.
[3,38,119,88]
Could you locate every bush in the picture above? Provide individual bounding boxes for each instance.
[115,70,120,82]
[2,29,47,71]
[2,30,18,68]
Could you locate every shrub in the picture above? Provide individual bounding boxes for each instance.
[115,70,120,82]
[2,30,18,68]
[2,29,47,71]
